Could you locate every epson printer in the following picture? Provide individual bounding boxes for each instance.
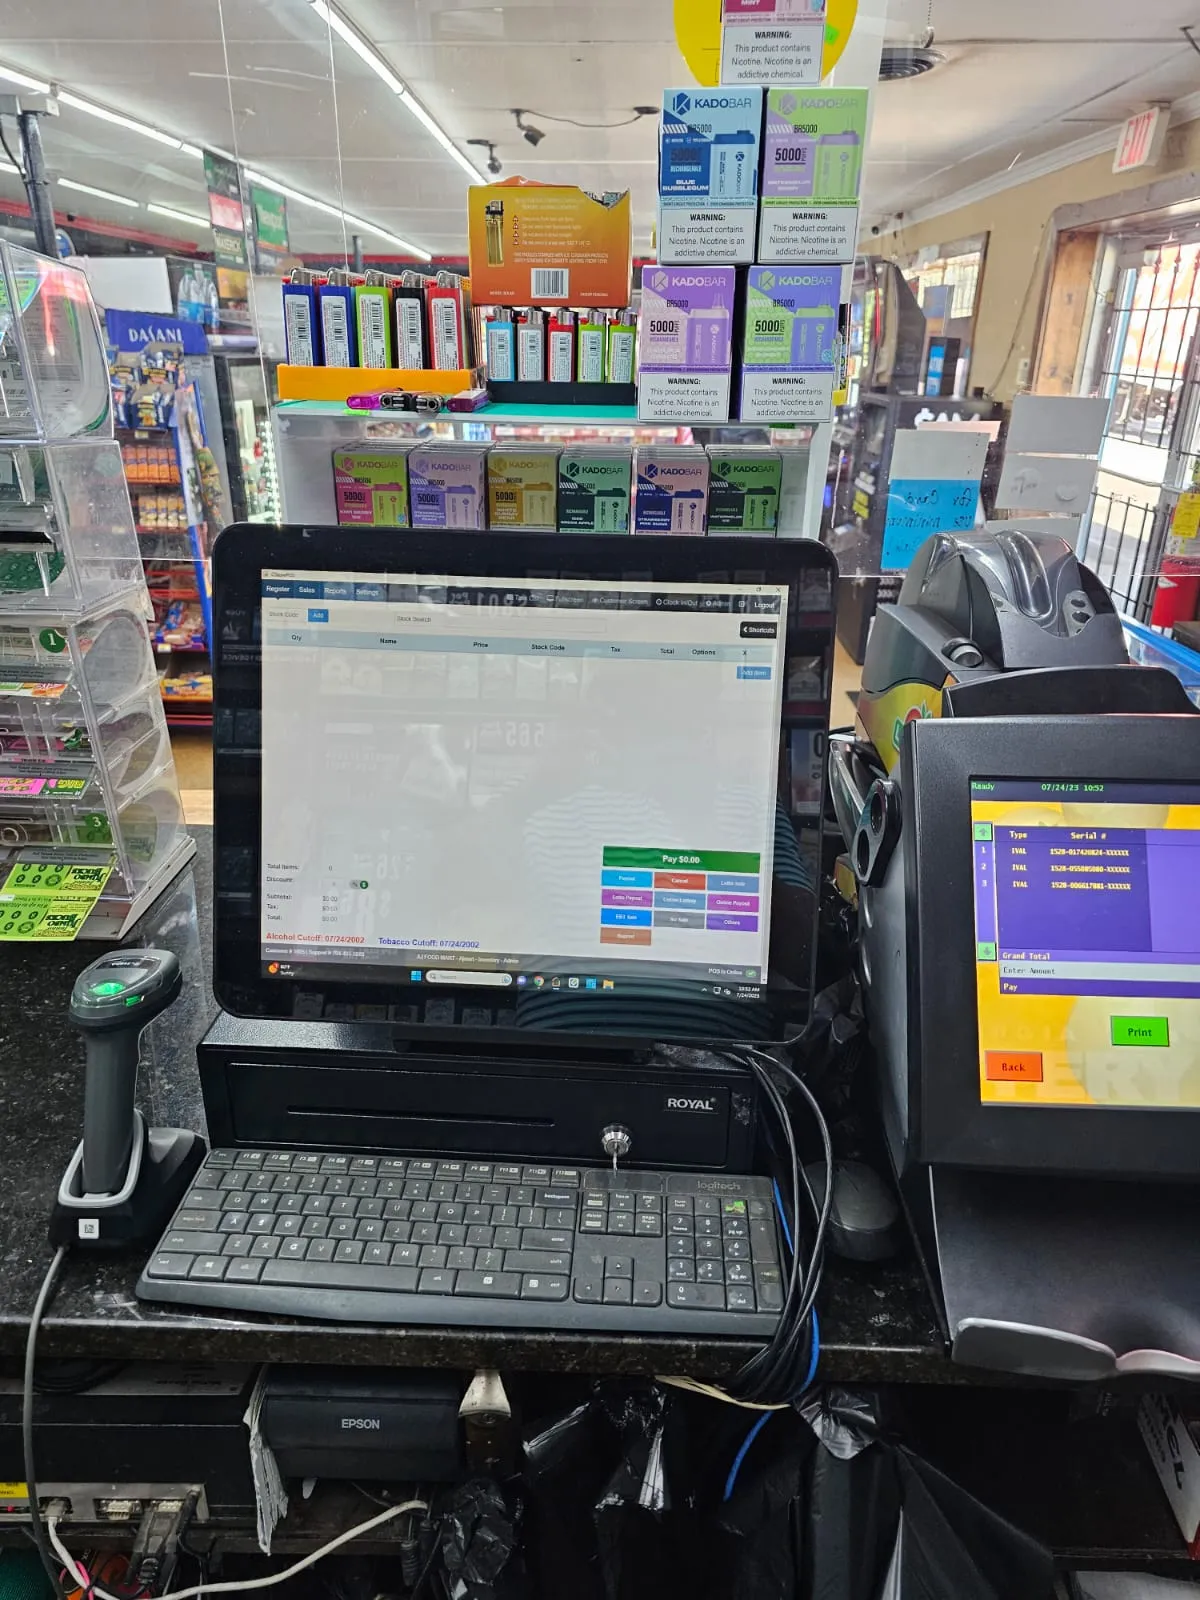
[830,528,1200,1380]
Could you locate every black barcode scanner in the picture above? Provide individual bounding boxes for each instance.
[50,950,206,1249]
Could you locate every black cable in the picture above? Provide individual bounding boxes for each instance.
[726,1057,806,1401]
[720,1045,834,1404]
[409,1531,442,1598]
[515,108,654,130]
[0,119,27,182]
[350,1480,392,1509]
[24,1246,69,1600]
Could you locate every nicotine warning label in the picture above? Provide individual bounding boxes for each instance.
[759,206,859,263]
[720,22,824,83]
[739,371,835,424]
[638,372,732,424]
[659,208,756,264]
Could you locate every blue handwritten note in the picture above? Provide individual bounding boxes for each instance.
[881,477,980,570]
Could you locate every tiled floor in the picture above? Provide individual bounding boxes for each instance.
[169,643,863,826]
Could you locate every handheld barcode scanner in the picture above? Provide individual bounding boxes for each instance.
[50,950,206,1249]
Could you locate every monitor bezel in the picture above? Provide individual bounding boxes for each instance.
[905,713,1200,1177]
[211,521,837,1047]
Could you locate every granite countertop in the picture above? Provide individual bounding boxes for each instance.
[0,830,950,1380]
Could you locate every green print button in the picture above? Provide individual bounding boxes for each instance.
[1110,1016,1170,1048]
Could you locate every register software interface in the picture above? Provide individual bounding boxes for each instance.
[971,778,1200,1108]
[259,570,788,992]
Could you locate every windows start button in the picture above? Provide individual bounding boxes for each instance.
[1111,1016,1170,1047]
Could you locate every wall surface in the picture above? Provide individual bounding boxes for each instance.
[878,121,1200,402]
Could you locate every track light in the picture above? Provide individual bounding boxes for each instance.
[513,110,545,147]
[467,139,502,176]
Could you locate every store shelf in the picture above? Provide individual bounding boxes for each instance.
[275,399,801,432]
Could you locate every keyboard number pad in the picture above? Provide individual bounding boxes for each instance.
[661,1196,780,1313]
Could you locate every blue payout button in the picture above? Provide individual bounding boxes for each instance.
[737,665,771,680]
[307,607,329,622]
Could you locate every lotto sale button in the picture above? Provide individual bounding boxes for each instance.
[985,1051,1043,1083]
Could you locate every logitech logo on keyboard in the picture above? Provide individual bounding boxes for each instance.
[341,1417,382,1430]
[664,1095,718,1113]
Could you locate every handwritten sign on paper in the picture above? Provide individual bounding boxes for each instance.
[881,478,980,570]
[1173,492,1200,541]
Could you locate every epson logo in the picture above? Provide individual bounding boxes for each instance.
[665,1095,718,1114]
[341,1417,381,1430]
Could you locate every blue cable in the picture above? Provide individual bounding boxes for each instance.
[772,1177,795,1255]
[723,1411,772,1501]
[722,1185,821,1502]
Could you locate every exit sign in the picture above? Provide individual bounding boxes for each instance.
[1114,107,1168,174]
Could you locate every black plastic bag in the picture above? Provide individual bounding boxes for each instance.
[522,1384,1052,1600]
[438,1478,523,1600]
[522,1383,670,1600]
[722,1391,1054,1600]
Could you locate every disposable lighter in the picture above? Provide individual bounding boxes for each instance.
[548,310,576,382]
[283,272,323,366]
[428,273,466,370]
[319,271,360,367]
[577,313,606,383]
[395,272,428,367]
[355,276,394,368]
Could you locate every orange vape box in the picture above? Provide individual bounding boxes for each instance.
[467,177,632,308]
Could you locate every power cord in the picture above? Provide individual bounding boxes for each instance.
[47,1499,428,1600]
[24,1246,69,1600]
[660,1039,833,1411]
[726,1049,832,1405]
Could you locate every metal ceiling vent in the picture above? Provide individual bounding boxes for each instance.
[878,43,944,80]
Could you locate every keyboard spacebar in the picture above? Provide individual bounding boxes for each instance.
[261,1261,419,1293]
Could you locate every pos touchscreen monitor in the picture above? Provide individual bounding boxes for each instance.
[900,713,1200,1179]
[211,525,836,1048]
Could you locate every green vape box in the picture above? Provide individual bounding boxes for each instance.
[558,446,632,533]
[705,449,782,534]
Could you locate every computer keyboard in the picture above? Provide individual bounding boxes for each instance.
[136,1150,785,1337]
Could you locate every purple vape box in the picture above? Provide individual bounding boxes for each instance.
[638,266,736,423]
[407,443,488,530]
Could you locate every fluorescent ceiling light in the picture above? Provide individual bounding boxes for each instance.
[56,90,185,150]
[244,166,431,259]
[0,64,50,93]
[397,90,487,184]
[0,56,418,256]
[309,0,487,185]
[58,177,139,208]
[311,0,407,96]
[148,202,211,229]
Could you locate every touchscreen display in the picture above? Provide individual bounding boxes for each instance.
[971,778,1200,1108]
[258,570,790,1008]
